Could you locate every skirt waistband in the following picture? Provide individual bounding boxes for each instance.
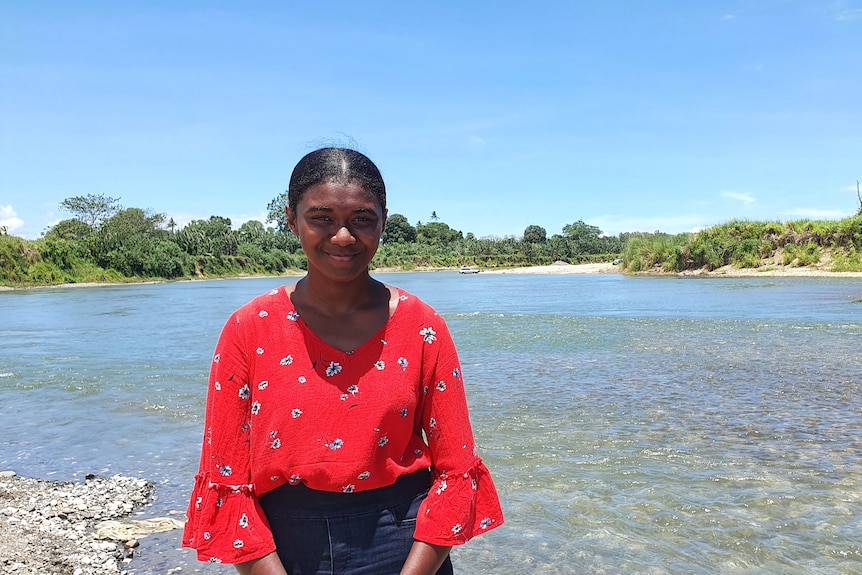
[259,469,431,517]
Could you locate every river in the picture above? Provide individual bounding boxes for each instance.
[1,272,861,574]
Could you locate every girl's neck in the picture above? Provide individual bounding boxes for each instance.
[294,272,383,317]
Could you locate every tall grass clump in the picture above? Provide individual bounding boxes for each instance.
[622,233,690,272]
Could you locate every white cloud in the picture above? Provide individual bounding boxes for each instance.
[588,214,711,235]
[720,13,736,21]
[0,205,25,234]
[783,208,850,220]
[835,9,862,21]
[720,191,756,205]
[467,136,486,149]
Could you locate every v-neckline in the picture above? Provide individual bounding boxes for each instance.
[286,286,402,356]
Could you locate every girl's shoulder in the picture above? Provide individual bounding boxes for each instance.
[391,287,447,326]
[232,285,296,320]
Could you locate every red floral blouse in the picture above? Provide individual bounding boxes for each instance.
[182,286,504,564]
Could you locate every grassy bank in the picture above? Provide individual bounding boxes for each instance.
[621,216,862,274]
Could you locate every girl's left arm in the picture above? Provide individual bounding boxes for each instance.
[400,541,451,575]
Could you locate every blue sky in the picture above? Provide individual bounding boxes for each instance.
[2,1,861,240]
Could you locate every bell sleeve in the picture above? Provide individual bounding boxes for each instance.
[413,314,504,545]
[182,312,277,564]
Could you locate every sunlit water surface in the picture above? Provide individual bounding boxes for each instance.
[1,273,861,574]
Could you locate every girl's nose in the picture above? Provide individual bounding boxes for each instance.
[331,226,356,245]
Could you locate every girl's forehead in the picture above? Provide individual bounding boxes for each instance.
[301,180,382,208]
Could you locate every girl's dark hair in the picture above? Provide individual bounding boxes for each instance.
[288,148,386,214]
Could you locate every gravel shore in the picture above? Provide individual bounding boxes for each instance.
[0,470,172,575]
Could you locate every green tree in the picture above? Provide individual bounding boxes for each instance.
[562,220,604,254]
[382,213,416,243]
[416,221,463,245]
[59,194,122,228]
[267,191,290,233]
[523,224,547,243]
[95,208,171,276]
[238,220,267,247]
[177,216,238,257]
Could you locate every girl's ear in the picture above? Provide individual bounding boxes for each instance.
[286,206,298,235]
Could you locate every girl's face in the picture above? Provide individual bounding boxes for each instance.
[287,179,387,284]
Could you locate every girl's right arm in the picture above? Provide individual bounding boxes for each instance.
[235,551,289,575]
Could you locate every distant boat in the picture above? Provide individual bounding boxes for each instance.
[459,266,480,274]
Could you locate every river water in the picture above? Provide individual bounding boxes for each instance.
[1,273,861,574]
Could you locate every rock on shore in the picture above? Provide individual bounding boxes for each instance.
[0,471,158,575]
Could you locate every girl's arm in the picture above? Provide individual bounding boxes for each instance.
[400,541,451,575]
[235,551,289,575]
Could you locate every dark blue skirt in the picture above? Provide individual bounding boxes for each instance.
[259,470,455,575]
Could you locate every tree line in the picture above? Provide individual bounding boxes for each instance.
[0,193,627,286]
[4,192,861,287]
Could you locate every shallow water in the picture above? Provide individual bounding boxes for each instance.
[1,273,861,574]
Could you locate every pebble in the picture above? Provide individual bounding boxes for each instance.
[0,470,157,575]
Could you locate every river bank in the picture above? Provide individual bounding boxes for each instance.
[0,471,181,575]
[3,260,862,292]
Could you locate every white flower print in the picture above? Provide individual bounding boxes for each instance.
[423,385,429,395]
[420,326,437,343]
[251,401,261,415]
[195,496,202,509]
[207,557,222,564]
[399,294,408,301]
[256,347,264,355]
[378,436,389,447]
[329,438,344,450]
[400,408,409,417]
[280,355,293,366]
[453,368,460,378]
[268,289,278,295]
[258,380,268,390]
[415,449,423,456]
[239,513,249,528]
[472,477,478,490]
[258,310,268,318]
[291,408,302,418]
[219,465,232,477]
[271,438,281,449]
[436,480,448,495]
[203,531,211,540]
[214,381,221,391]
[480,517,493,529]
[213,353,220,363]
[289,474,301,485]
[429,417,437,428]
[375,361,385,370]
[216,497,224,507]
[347,384,359,396]
[287,311,299,321]
[326,361,342,377]
[451,524,463,535]
[358,471,370,480]
[298,376,307,384]
[270,475,280,482]
[436,380,447,392]
[238,384,250,400]
[343,484,355,493]
[340,393,349,401]
[398,357,408,369]
[233,539,244,549]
